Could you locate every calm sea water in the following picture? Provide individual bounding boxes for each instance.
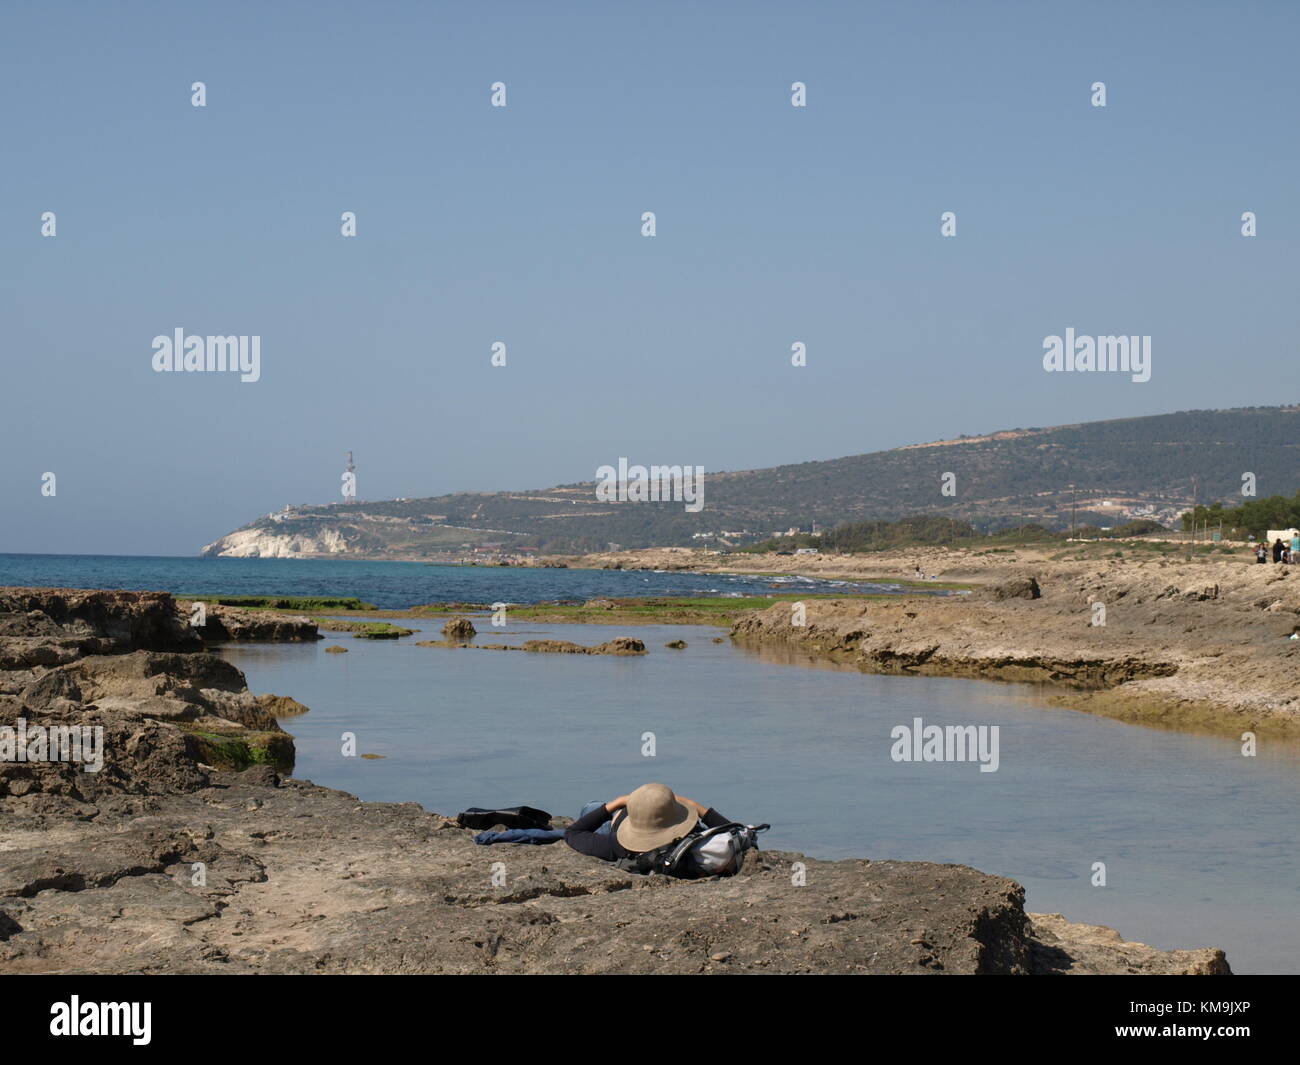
[0,553,916,608]
[3,554,1296,973]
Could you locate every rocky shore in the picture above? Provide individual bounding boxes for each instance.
[185,602,321,644]
[0,587,1231,974]
[724,555,1300,738]
[557,545,1300,738]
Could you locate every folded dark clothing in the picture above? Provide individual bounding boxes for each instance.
[473,828,566,845]
[457,806,553,830]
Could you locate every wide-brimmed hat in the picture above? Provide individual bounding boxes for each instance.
[615,783,698,852]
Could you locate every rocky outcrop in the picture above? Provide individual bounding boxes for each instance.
[256,694,311,718]
[524,637,646,656]
[352,625,413,640]
[200,526,354,558]
[184,603,321,643]
[987,575,1042,600]
[0,773,1229,975]
[1026,913,1229,975]
[729,556,1300,735]
[0,590,300,799]
[0,587,201,669]
[442,617,477,641]
[417,637,647,655]
[316,619,413,639]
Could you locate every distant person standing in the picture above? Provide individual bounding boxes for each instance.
[1274,538,1286,563]
[1256,543,1267,564]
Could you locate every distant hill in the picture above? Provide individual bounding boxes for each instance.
[201,406,1300,557]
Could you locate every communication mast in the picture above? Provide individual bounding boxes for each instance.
[343,451,358,504]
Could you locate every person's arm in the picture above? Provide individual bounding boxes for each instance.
[564,800,621,860]
[675,794,731,829]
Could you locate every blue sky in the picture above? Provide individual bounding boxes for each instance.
[3,0,1297,555]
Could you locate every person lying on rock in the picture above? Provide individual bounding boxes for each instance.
[564,782,730,861]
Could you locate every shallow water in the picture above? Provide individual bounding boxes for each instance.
[222,616,1300,975]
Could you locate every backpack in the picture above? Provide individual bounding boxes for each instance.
[615,822,770,879]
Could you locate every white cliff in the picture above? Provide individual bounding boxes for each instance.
[200,526,355,558]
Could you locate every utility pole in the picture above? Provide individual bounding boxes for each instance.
[1070,484,1076,540]
[1188,476,1198,560]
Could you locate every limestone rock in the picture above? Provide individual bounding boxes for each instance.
[988,576,1042,600]
[442,617,477,641]
[256,694,311,718]
[0,776,1232,975]
[187,604,321,643]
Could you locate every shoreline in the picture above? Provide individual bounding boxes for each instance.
[189,537,1300,740]
[0,586,1233,974]
[721,562,1300,741]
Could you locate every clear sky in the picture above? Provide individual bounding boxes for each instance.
[3,0,1297,555]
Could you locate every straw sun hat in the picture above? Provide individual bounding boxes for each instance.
[614,783,699,852]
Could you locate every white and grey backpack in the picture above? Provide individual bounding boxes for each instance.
[616,822,770,879]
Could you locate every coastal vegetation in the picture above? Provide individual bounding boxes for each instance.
[1181,491,1300,539]
[314,618,414,638]
[411,594,905,626]
[182,726,295,770]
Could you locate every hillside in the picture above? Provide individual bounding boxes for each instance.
[201,406,1300,557]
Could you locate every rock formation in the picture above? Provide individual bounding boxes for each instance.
[0,590,309,792]
[417,637,647,655]
[0,770,1229,974]
[442,616,477,640]
[730,557,1300,736]
[183,602,321,643]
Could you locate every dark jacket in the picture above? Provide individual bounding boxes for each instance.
[564,803,730,862]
